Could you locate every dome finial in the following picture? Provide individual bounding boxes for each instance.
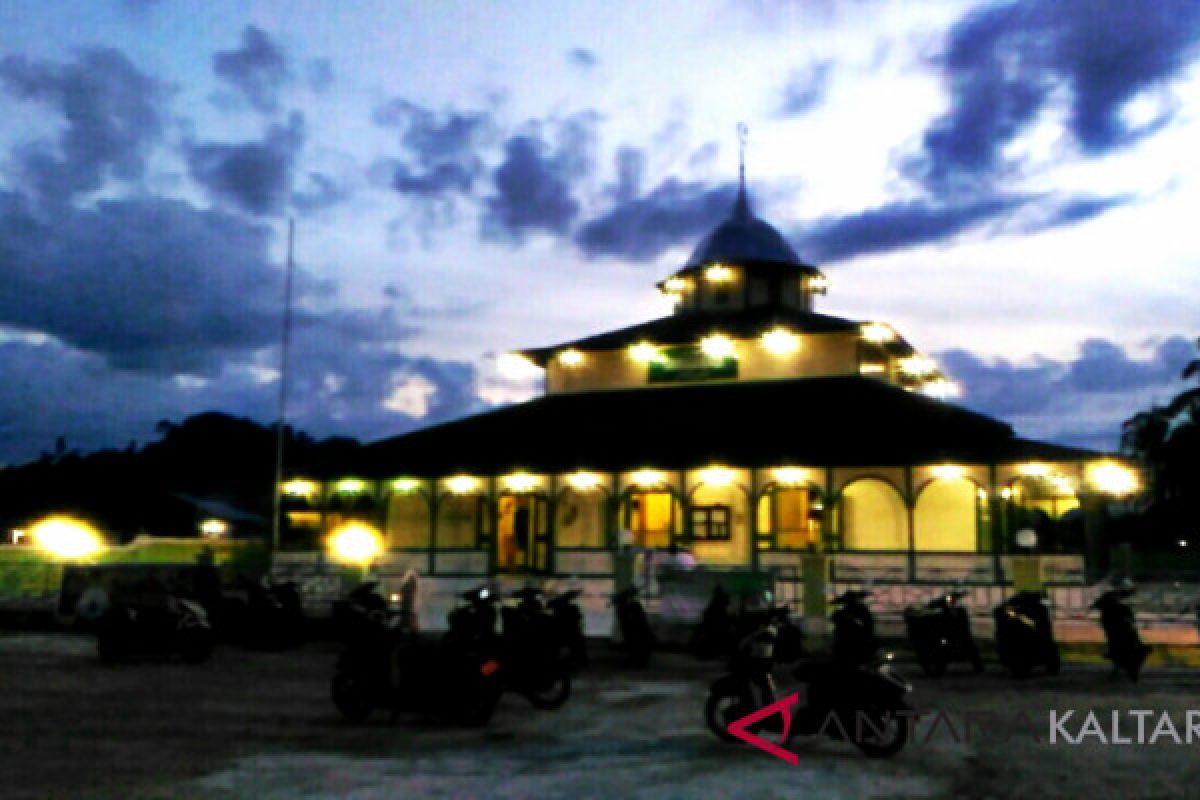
[734,122,750,219]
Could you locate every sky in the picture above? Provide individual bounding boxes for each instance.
[0,0,1197,464]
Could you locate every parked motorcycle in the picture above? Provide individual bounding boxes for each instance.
[331,589,502,726]
[217,576,305,650]
[546,587,589,669]
[691,586,805,664]
[611,587,655,667]
[831,589,878,667]
[447,586,572,710]
[903,589,984,676]
[1091,581,1151,681]
[96,580,215,664]
[705,604,912,758]
[993,590,1060,678]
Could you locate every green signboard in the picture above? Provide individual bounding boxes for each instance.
[647,345,737,383]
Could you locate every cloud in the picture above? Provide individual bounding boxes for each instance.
[306,58,334,93]
[568,48,598,69]
[212,25,289,113]
[481,113,599,243]
[776,60,833,117]
[373,99,495,197]
[795,194,1027,262]
[908,0,1200,193]
[938,337,1194,447]
[185,113,306,215]
[0,48,168,204]
[575,177,737,261]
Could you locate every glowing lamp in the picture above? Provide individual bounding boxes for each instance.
[336,478,366,494]
[498,352,540,379]
[629,342,662,364]
[1086,461,1139,496]
[861,322,894,344]
[898,355,936,377]
[199,518,229,537]
[392,478,421,493]
[772,467,809,486]
[630,469,666,488]
[446,475,480,495]
[700,334,735,359]
[29,516,105,560]
[282,479,317,497]
[663,277,690,293]
[859,363,886,375]
[565,471,603,492]
[761,327,800,355]
[697,466,736,487]
[327,522,383,565]
[806,274,830,294]
[558,349,584,367]
[1001,487,1013,500]
[931,464,966,481]
[705,264,734,283]
[1017,463,1050,478]
[503,472,540,493]
[922,378,961,399]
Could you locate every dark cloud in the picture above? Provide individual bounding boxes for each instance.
[940,337,1193,419]
[185,113,306,215]
[568,48,598,69]
[1017,193,1133,233]
[575,179,737,261]
[777,60,833,117]
[212,25,289,113]
[795,195,1027,262]
[909,0,1200,193]
[306,58,334,93]
[291,171,352,214]
[481,113,599,243]
[0,48,168,204]
[373,99,494,197]
[612,146,645,203]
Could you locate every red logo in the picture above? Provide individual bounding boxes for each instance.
[726,692,800,766]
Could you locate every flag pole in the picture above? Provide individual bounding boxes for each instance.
[271,218,296,553]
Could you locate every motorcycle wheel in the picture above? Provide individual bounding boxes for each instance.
[455,682,502,727]
[526,665,571,710]
[853,698,912,759]
[705,690,752,744]
[331,672,373,723]
[178,626,214,664]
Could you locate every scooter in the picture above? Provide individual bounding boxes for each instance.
[331,591,502,726]
[831,589,878,667]
[705,605,912,758]
[97,588,215,664]
[993,590,1060,678]
[546,588,588,669]
[447,586,572,710]
[218,576,305,650]
[611,587,655,667]
[903,589,984,676]
[1091,582,1151,681]
[692,586,806,664]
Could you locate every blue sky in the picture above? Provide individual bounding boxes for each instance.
[0,0,1197,463]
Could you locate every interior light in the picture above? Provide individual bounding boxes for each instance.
[503,472,540,492]
[898,355,937,377]
[630,469,666,488]
[697,466,736,487]
[861,322,894,344]
[446,475,480,495]
[1086,461,1139,496]
[700,334,736,359]
[761,328,800,355]
[327,522,382,565]
[558,349,585,367]
[29,516,105,560]
[772,467,809,486]
[199,518,229,537]
[392,478,421,493]
[336,478,366,494]
[565,471,604,491]
[705,264,734,283]
[931,464,966,481]
[629,342,662,364]
[282,479,318,497]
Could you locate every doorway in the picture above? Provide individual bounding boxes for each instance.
[497,494,551,572]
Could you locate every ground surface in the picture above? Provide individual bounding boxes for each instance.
[3,633,1200,799]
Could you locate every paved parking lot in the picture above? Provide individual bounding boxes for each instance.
[3,633,1200,799]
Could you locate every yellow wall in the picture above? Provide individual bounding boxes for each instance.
[545,332,862,393]
[385,493,430,548]
[555,489,607,547]
[913,478,977,551]
[841,479,908,550]
[436,494,480,548]
[688,481,749,565]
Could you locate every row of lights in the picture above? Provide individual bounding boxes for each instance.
[661,267,830,294]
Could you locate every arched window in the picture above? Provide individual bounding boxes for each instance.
[840,479,908,551]
[555,489,607,548]
[756,485,823,550]
[622,490,681,550]
[913,477,978,551]
[436,493,486,549]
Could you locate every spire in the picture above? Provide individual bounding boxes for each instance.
[733,122,750,219]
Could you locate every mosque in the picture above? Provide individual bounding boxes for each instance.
[276,174,1136,602]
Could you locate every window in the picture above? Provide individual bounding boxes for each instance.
[690,505,731,541]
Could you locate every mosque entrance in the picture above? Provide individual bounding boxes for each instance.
[496,494,551,573]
